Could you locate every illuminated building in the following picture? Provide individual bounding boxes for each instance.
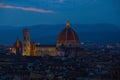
[36,21,81,57]
[57,21,80,47]
[56,21,81,56]
[30,42,37,56]
[22,29,31,56]
[10,38,22,55]
[11,21,82,57]
[36,45,56,56]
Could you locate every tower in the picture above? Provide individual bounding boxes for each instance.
[22,29,30,56]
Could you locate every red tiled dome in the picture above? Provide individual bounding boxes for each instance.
[57,21,80,47]
[57,28,79,42]
[13,38,22,48]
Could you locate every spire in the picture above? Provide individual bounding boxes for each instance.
[66,21,70,28]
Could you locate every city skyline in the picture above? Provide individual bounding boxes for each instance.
[0,1,120,80]
[0,0,120,26]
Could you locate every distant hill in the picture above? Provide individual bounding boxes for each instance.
[0,23,120,45]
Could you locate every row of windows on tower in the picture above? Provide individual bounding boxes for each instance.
[23,44,30,47]
[24,37,30,41]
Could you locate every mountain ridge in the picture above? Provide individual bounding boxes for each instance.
[0,23,120,32]
[0,23,120,45]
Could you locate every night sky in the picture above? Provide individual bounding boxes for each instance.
[0,0,120,26]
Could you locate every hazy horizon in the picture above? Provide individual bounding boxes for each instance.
[0,23,120,28]
[0,24,120,45]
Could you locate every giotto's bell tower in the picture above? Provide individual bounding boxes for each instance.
[22,29,30,56]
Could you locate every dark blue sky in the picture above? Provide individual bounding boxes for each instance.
[0,0,120,26]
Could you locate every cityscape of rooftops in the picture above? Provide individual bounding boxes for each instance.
[0,0,120,80]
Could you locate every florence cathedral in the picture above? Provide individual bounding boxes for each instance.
[11,21,83,57]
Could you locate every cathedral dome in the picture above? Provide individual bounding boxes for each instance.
[57,21,80,47]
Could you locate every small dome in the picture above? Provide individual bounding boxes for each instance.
[57,21,80,47]
[13,38,22,48]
